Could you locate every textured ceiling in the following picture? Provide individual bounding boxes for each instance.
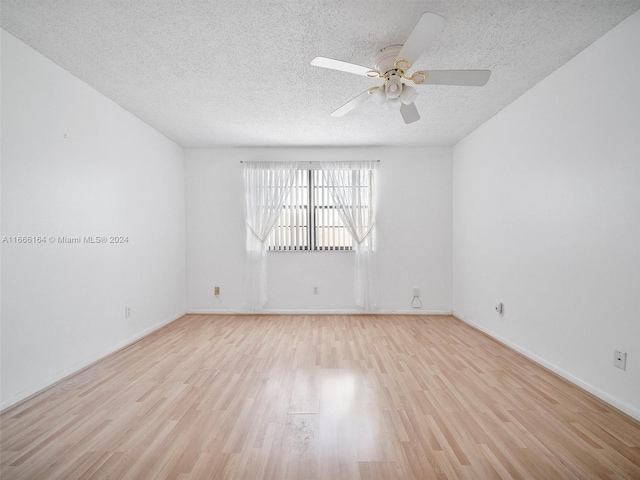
[2,1,640,148]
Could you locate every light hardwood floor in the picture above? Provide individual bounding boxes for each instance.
[1,314,639,479]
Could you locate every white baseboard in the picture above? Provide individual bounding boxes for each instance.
[453,311,640,422]
[187,308,452,315]
[374,309,452,315]
[0,311,186,413]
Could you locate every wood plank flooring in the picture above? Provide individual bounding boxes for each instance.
[1,314,639,479]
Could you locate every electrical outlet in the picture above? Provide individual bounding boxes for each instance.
[313,286,318,295]
[495,302,504,315]
[614,350,627,370]
[413,287,420,297]
[214,286,220,296]
[125,306,131,318]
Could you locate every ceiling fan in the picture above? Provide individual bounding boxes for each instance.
[311,12,491,124]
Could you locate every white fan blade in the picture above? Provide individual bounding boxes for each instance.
[400,102,420,124]
[397,12,446,66]
[422,70,491,86]
[331,90,371,117]
[311,57,373,77]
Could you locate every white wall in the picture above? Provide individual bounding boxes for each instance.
[1,30,187,410]
[452,11,640,419]
[185,147,452,314]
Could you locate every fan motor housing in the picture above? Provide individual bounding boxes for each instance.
[375,45,403,74]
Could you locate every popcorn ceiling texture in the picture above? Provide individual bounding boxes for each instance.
[2,0,639,147]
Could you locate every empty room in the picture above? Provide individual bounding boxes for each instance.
[1,1,639,479]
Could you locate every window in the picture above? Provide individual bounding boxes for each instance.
[268,167,373,251]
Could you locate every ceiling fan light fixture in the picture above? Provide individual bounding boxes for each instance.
[310,12,491,125]
[385,74,402,99]
[400,84,418,105]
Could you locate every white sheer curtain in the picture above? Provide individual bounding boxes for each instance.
[244,162,297,311]
[321,161,378,310]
